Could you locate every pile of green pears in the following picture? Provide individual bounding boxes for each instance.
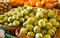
[0,6,60,38]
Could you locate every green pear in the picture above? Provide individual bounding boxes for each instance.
[52,27,57,31]
[23,22,27,27]
[38,19,45,28]
[45,22,53,29]
[27,31,35,37]
[20,27,26,30]
[36,12,44,19]
[13,20,20,26]
[54,22,59,28]
[12,14,19,20]
[24,16,29,20]
[44,34,51,38]
[22,9,29,16]
[35,33,43,38]
[34,26,41,33]
[0,15,4,20]
[49,18,56,25]
[37,8,43,12]
[3,17,8,22]
[34,17,38,25]
[20,28,27,35]
[8,23,13,27]
[26,17,35,24]
[8,17,13,22]
[41,29,47,35]
[47,10,55,18]
[42,18,48,22]
[26,25,34,31]
[40,9,47,15]
[19,18,25,23]
[18,12,23,17]
[48,29,55,36]
[29,13,34,17]
[4,13,9,17]
[57,16,60,21]
[4,22,8,26]
[0,20,4,24]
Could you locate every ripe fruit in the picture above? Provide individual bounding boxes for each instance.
[36,12,44,19]
[4,22,8,26]
[22,9,29,16]
[42,0,51,3]
[29,13,34,17]
[27,31,35,37]
[35,33,43,38]
[54,22,59,28]
[34,26,41,33]
[26,25,34,31]
[8,23,13,27]
[37,8,43,12]
[44,34,51,38]
[20,28,27,35]
[3,17,8,22]
[41,29,47,35]
[26,17,35,24]
[24,16,29,20]
[45,3,54,9]
[42,18,47,22]
[57,16,60,21]
[35,0,40,2]
[30,1,36,7]
[4,13,9,17]
[48,29,55,36]
[20,27,25,30]
[0,15,4,20]
[38,19,45,28]
[8,17,13,22]
[13,20,20,26]
[45,22,53,29]
[18,0,25,5]
[23,22,27,27]
[36,1,43,7]
[19,18,25,23]
[25,1,30,6]
[8,13,13,16]
[52,27,57,31]
[0,20,4,24]
[47,10,55,18]
[28,0,33,2]
[41,9,48,15]
[34,17,38,25]
[49,18,56,25]
[12,14,19,20]
[18,12,23,17]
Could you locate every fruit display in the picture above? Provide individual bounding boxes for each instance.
[0,2,13,14]
[8,0,58,9]
[0,6,37,27]
[0,1,60,37]
[3,6,58,38]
